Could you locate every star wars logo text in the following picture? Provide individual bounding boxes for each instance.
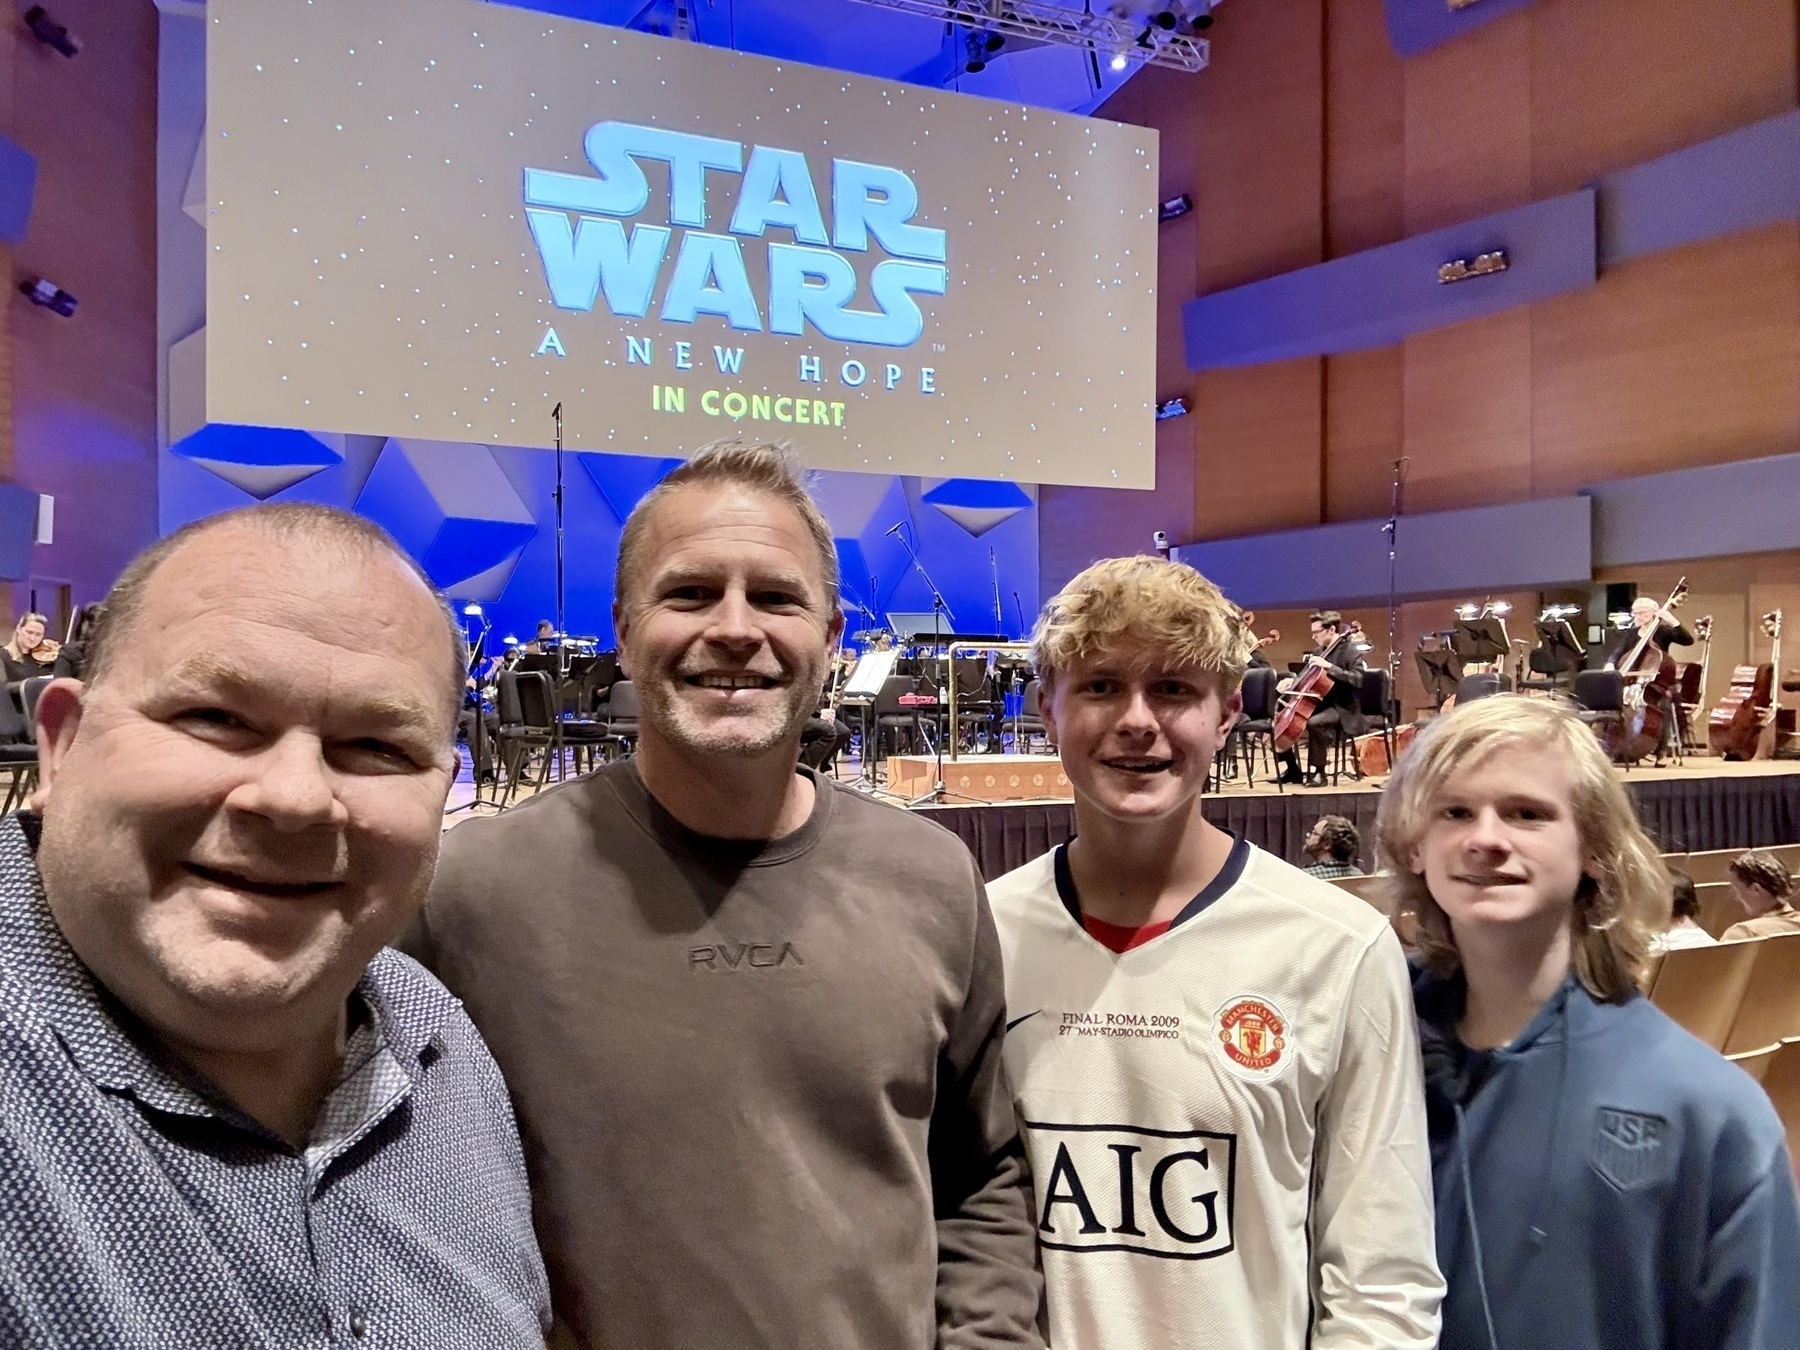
[1025,1122,1237,1260]
[524,122,947,348]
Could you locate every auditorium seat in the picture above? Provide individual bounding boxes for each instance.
[1679,844,1800,887]
[1757,1039,1800,1178]
[1647,940,1760,1050]
[1723,934,1800,1056]
[1695,881,1742,939]
[1726,1044,1781,1084]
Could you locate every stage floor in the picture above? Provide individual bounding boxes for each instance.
[444,752,1800,879]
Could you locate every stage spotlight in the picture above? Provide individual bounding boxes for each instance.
[964,30,990,73]
[19,277,75,317]
[1109,48,1130,71]
[24,6,79,58]
[1155,396,1189,420]
[1151,10,1179,29]
[1158,192,1193,222]
[984,31,1005,52]
[462,601,485,616]
[1188,0,1216,29]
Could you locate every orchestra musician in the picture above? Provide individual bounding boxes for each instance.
[1279,610,1366,786]
[1,611,60,684]
[1602,595,1692,675]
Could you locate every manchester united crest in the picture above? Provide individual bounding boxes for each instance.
[1214,995,1290,1082]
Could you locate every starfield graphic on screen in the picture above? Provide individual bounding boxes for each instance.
[205,0,1158,486]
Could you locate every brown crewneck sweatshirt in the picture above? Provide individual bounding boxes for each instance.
[407,762,1043,1349]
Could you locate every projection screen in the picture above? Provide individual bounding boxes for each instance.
[205,0,1159,487]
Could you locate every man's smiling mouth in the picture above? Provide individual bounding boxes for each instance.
[185,863,340,899]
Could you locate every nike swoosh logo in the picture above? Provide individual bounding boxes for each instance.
[1006,1010,1042,1032]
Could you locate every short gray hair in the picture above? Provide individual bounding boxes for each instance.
[85,504,470,719]
[615,441,840,613]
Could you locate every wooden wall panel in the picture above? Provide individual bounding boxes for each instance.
[1190,357,1323,541]
[7,0,159,617]
[1531,224,1800,496]
[1324,344,1403,522]
[1401,308,1534,513]
[1324,0,1405,257]
[1402,11,1532,234]
[1185,0,1325,294]
[1529,0,1799,199]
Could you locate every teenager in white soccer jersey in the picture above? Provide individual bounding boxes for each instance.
[988,557,1442,1348]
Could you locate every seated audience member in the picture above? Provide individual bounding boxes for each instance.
[0,504,550,1345]
[1303,813,1364,879]
[1379,696,1800,1350]
[1,611,59,684]
[1719,850,1800,941]
[988,557,1442,1349]
[1652,870,1716,951]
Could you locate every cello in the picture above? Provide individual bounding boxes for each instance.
[1272,626,1357,753]
[1604,580,1687,764]
[1709,610,1782,760]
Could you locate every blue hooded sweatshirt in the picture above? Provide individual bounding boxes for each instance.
[1414,968,1800,1350]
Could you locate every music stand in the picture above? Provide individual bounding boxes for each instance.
[1416,635,1463,710]
[1451,616,1510,667]
[1530,620,1585,680]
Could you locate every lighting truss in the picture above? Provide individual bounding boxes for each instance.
[841,0,1211,74]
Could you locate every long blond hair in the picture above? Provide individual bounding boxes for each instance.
[1375,696,1670,1001]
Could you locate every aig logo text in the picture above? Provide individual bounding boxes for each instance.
[524,122,947,348]
[1026,1122,1237,1260]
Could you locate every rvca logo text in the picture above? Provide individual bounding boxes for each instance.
[688,941,804,972]
[1025,1121,1236,1260]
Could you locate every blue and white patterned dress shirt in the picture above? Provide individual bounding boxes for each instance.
[0,812,551,1347]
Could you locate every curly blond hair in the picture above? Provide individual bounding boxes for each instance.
[1374,695,1670,1002]
[1030,555,1255,697]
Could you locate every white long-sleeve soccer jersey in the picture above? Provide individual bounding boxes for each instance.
[988,841,1443,1350]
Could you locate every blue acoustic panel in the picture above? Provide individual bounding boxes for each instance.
[580,453,683,524]
[1183,190,1596,370]
[1587,451,1800,569]
[354,439,537,600]
[170,424,343,499]
[921,479,1033,538]
[1384,0,1541,58]
[1175,496,1592,612]
[0,134,37,246]
[1599,110,1800,266]
[0,483,39,580]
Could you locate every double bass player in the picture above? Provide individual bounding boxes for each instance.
[1603,595,1692,675]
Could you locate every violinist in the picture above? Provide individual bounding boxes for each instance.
[1279,610,1365,786]
[2,611,60,686]
[1603,596,1692,676]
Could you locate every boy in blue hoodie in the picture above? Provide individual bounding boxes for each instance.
[1376,695,1800,1350]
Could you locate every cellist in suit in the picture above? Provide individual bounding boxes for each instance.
[1280,610,1366,786]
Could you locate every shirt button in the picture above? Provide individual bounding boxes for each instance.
[350,1311,369,1339]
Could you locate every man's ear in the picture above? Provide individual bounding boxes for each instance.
[612,600,632,677]
[1037,678,1059,748]
[1216,686,1243,736]
[826,605,846,650]
[29,678,87,809]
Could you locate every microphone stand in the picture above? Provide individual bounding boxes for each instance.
[990,548,1004,632]
[1383,457,1408,738]
[446,611,497,815]
[889,523,971,805]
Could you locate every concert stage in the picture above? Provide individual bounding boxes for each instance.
[443,755,1800,882]
[910,758,1800,881]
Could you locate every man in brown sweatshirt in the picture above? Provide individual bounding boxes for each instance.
[407,442,1043,1349]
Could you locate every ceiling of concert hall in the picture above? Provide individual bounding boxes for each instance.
[491,0,1205,113]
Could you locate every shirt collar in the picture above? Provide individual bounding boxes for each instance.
[0,811,459,1146]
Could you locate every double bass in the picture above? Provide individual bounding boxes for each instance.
[1674,614,1714,753]
[1709,610,1783,760]
[1604,580,1687,764]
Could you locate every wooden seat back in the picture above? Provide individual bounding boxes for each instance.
[1724,934,1800,1055]
[1648,940,1760,1050]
